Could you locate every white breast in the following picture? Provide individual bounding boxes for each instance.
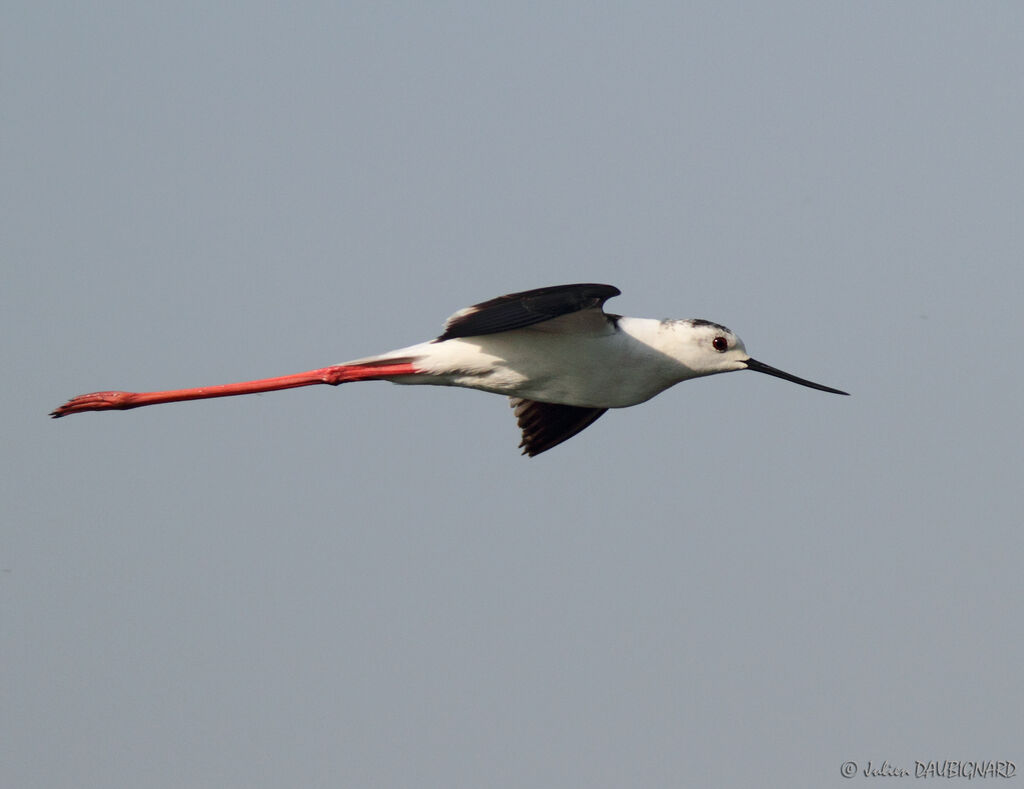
[370,317,700,408]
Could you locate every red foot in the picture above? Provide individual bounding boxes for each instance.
[50,391,137,418]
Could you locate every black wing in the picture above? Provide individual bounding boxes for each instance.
[510,398,609,457]
[438,283,621,341]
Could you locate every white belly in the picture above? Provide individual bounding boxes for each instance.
[366,320,695,408]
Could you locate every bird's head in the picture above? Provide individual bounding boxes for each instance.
[682,319,848,395]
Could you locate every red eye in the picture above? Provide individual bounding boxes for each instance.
[712,336,728,352]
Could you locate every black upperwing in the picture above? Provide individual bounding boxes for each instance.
[437,283,621,341]
[437,283,621,455]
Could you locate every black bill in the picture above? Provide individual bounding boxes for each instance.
[744,357,849,395]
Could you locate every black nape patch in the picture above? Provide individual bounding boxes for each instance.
[688,318,731,333]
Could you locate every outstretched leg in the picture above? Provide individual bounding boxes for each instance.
[50,360,419,417]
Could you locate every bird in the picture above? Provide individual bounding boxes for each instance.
[50,283,848,455]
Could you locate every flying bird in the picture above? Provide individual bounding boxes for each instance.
[51,283,848,455]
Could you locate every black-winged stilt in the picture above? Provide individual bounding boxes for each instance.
[51,283,848,455]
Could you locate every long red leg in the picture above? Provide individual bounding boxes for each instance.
[50,361,419,418]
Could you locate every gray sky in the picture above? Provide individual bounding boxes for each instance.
[4,3,1022,787]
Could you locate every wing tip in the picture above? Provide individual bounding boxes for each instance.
[510,397,609,457]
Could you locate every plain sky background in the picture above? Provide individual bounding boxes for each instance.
[3,3,1022,787]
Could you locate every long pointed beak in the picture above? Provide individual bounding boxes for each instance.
[744,357,849,395]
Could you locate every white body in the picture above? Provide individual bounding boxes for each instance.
[358,316,747,408]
